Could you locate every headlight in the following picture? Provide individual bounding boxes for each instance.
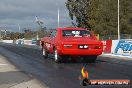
[78,45,88,49]
[84,45,88,48]
[79,45,83,49]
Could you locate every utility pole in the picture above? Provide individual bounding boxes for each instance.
[18,24,21,33]
[35,16,44,40]
[118,0,120,40]
[58,8,60,28]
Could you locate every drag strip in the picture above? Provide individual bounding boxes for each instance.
[0,43,131,88]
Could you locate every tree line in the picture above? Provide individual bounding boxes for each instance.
[1,27,50,40]
[66,0,132,36]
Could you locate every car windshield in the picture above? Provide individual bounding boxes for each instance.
[62,30,91,37]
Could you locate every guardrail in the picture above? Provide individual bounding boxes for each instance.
[1,39,132,57]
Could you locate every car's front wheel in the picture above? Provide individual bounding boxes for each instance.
[42,47,48,59]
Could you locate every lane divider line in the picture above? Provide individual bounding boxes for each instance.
[0,64,8,66]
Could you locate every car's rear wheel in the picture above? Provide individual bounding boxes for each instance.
[54,49,62,63]
[83,55,97,63]
[42,47,48,59]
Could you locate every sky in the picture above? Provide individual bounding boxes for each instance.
[0,0,72,32]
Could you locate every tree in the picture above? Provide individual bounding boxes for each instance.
[66,0,132,36]
[120,0,132,34]
[66,0,91,28]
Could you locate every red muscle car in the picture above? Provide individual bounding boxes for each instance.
[40,27,103,63]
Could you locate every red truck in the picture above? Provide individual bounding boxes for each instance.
[40,27,103,63]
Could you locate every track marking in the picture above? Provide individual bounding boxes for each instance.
[0,64,8,66]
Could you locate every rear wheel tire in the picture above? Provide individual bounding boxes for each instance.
[54,49,62,63]
[42,47,48,59]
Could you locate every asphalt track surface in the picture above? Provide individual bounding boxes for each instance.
[0,43,131,88]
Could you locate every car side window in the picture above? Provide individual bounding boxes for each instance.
[50,30,57,37]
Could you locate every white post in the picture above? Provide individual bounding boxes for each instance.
[0,30,1,39]
[18,24,21,32]
[118,0,120,40]
[35,16,38,22]
[37,32,39,40]
[0,26,1,39]
[58,8,60,28]
[5,30,7,37]
[35,16,39,40]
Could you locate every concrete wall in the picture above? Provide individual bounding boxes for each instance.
[103,39,132,56]
[0,40,14,43]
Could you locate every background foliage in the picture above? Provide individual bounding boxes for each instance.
[66,0,132,36]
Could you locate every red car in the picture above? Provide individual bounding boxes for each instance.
[40,27,103,63]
